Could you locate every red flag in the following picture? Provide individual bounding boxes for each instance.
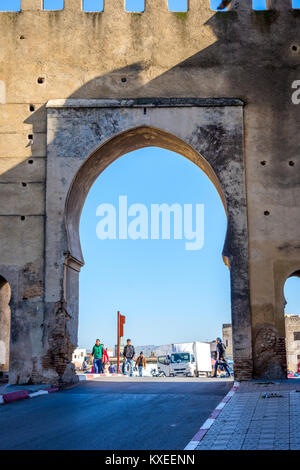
[120,314,126,337]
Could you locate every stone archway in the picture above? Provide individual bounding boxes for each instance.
[43,98,252,383]
[65,125,227,267]
[0,275,11,374]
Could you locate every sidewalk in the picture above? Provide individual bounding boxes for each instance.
[195,379,300,450]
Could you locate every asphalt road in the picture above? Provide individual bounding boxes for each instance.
[0,377,232,450]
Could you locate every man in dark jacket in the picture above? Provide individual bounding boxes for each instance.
[211,337,231,377]
[91,339,103,374]
[136,352,147,377]
[123,339,135,377]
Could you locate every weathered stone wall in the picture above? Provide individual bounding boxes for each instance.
[0,276,11,371]
[285,314,300,372]
[222,323,233,359]
[0,0,300,383]
[225,317,300,373]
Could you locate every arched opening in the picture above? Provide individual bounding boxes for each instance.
[63,125,240,379]
[0,275,11,382]
[77,145,231,374]
[65,126,228,268]
[54,120,252,383]
[284,271,300,378]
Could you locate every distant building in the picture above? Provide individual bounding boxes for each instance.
[222,324,233,359]
[285,314,300,372]
[72,348,87,367]
[106,347,113,358]
[136,344,173,357]
[209,341,217,358]
[115,339,125,357]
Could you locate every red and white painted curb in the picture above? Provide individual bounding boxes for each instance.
[78,373,123,380]
[0,387,59,405]
[184,381,240,450]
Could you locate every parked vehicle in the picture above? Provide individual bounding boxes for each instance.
[157,342,212,377]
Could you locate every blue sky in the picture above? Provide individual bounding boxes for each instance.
[284,277,300,317]
[79,148,231,350]
[3,0,300,13]
[78,146,300,350]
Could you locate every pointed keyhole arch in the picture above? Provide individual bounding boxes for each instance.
[65,125,228,268]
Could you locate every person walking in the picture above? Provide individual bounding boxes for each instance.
[136,351,146,377]
[211,337,231,377]
[91,339,103,374]
[123,339,135,377]
[102,346,110,374]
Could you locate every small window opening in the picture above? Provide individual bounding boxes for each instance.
[168,0,188,12]
[43,0,64,10]
[0,1,20,11]
[253,0,268,10]
[83,0,104,12]
[210,0,229,11]
[125,0,144,12]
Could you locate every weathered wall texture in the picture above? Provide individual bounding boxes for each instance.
[0,276,11,371]
[0,0,300,383]
[222,323,233,359]
[285,314,300,372]
[225,317,300,373]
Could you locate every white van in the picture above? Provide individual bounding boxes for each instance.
[157,342,212,377]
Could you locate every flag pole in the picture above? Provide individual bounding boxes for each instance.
[117,310,120,374]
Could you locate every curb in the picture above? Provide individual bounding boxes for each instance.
[0,387,59,405]
[184,381,240,450]
[78,373,123,380]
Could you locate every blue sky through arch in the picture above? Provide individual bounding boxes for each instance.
[78,147,231,350]
[284,276,300,316]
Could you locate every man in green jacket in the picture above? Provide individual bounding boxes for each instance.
[91,339,103,374]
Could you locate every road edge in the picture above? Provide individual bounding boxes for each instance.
[0,387,59,405]
[184,381,240,450]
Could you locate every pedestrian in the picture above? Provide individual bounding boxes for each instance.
[123,338,135,377]
[82,358,88,371]
[91,339,103,374]
[211,337,231,377]
[102,346,110,374]
[136,351,146,377]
